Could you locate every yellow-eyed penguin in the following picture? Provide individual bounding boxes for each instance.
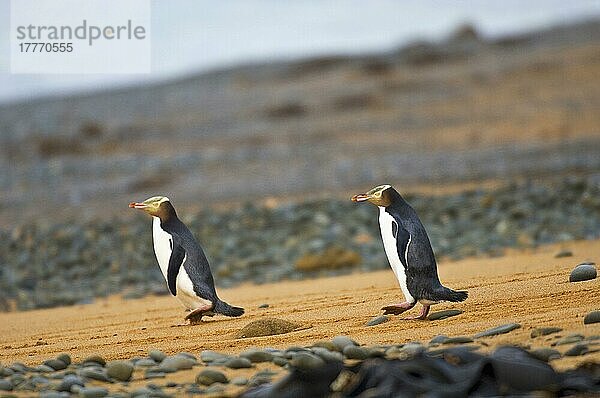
[129,196,244,322]
[352,185,467,319]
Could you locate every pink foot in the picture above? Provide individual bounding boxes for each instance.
[406,304,430,320]
[184,304,214,324]
[381,301,416,315]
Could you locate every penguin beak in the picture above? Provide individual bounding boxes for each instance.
[129,202,149,209]
[351,193,371,202]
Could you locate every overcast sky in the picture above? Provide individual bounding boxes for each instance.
[1,0,599,103]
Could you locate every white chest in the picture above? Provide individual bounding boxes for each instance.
[378,207,414,303]
[151,217,211,310]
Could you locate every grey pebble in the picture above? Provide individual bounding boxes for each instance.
[474,323,521,338]
[584,310,600,324]
[366,315,389,326]
[332,335,358,352]
[240,349,273,363]
[186,386,204,395]
[148,350,167,363]
[82,355,106,367]
[143,370,166,379]
[40,392,69,398]
[106,360,134,381]
[290,352,325,369]
[225,357,253,369]
[429,335,449,345]
[134,358,157,367]
[44,359,68,371]
[0,379,13,391]
[442,336,474,344]
[56,354,71,366]
[36,364,56,373]
[231,376,248,386]
[159,355,195,372]
[428,309,463,321]
[564,344,589,356]
[196,369,228,386]
[343,345,369,360]
[57,374,85,392]
[78,367,110,382]
[200,350,227,363]
[569,263,597,282]
[553,334,584,346]
[78,387,109,398]
[530,327,562,338]
[205,384,225,394]
[258,303,270,308]
[311,347,344,362]
[529,348,561,362]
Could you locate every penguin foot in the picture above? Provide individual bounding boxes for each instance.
[406,305,430,320]
[185,305,215,324]
[381,302,415,315]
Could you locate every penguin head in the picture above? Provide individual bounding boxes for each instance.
[351,184,395,207]
[129,196,176,219]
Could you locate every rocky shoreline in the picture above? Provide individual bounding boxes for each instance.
[1,176,599,311]
[1,321,598,397]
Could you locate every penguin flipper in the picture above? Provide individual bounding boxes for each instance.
[393,222,411,270]
[167,242,186,296]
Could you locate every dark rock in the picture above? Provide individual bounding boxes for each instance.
[474,323,521,338]
[258,304,269,309]
[56,354,71,366]
[225,357,253,369]
[366,315,388,326]
[196,369,228,386]
[43,359,68,371]
[0,379,13,391]
[529,348,561,362]
[106,360,133,381]
[554,334,584,346]
[564,344,589,356]
[236,318,301,338]
[570,263,597,282]
[584,310,600,324]
[428,309,463,321]
[531,327,562,338]
[442,336,474,345]
[554,249,573,258]
[57,375,85,392]
[490,346,558,392]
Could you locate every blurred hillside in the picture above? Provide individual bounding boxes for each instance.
[1,20,599,223]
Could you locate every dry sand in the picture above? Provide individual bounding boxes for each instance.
[1,240,599,372]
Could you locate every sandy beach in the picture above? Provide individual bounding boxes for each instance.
[2,239,598,373]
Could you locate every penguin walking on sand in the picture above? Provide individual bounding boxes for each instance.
[129,196,244,322]
[352,185,467,319]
